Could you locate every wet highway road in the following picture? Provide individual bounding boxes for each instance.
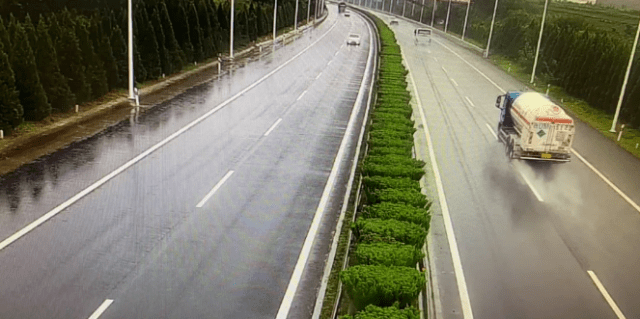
[0,6,373,319]
[366,10,640,319]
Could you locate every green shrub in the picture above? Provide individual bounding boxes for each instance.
[355,242,424,267]
[362,202,431,230]
[366,155,424,169]
[352,218,427,248]
[367,145,411,157]
[369,129,413,142]
[367,136,414,152]
[362,162,424,181]
[340,265,425,310]
[365,188,428,208]
[369,121,415,135]
[362,176,420,192]
[340,303,420,319]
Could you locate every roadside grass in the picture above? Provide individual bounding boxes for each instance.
[491,55,640,159]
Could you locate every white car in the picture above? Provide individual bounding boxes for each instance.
[346,33,361,46]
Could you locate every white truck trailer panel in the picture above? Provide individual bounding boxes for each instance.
[510,92,575,155]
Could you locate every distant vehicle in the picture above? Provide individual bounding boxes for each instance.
[344,12,350,17]
[346,33,361,46]
[390,19,399,25]
[414,28,431,44]
[495,91,575,162]
[338,1,347,13]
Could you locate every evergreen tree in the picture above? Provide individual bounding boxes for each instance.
[0,16,10,57]
[188,1,204,62]
[96,29,119,91]
[197,0,215,58]
[76,18,108,99]
[170,1,194,62]
[110,24,128,88]
[10,23,51,121]
[0,40,23,134]
[35,16,75,112]
[217,2,229,51]
[56,12,91,103]
[23,14,38,50]
[131,10,147,84]
[151,6,172,75]
[136,4,161,79]
[159,1,185,72]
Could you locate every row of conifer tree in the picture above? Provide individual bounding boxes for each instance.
[0,0,314,134]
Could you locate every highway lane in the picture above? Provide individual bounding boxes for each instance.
[367,10,640,319]
[0,6,372,319]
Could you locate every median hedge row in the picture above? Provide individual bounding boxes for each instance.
[339,16,431,317]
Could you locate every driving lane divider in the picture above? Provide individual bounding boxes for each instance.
[587,271,627,319]
[196,171,234,208]
[264,118,283,136]
[87,299,113,319]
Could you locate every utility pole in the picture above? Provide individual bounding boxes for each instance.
[420,0,425,23]
[462,0,471,40]
[610,16,640,132]
[444,0,451,33]
[431,0,436,27]
[127,0,134,100]
[402,0,406,16]
[294,0,299,30]
[530,0,549,83]
[230,0,235,58]
[484,0,499,58]
[273,0,278,42]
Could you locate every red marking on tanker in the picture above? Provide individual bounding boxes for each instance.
[511,106,530,125]
[536,117,573,124]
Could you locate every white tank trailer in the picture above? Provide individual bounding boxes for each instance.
[495,91,575,162]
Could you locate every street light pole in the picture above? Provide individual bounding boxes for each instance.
[431,0,436,27]
[230,0,235,58]
[530,0,549,83]
[610,17,640,132]
[462,0,471,40]
[127,0,134,99]
[411,0,415,18]
[420,0,425,23]
[402,0,406,17]
[444,0,451,33]
[294,0,299,30]
[307,0,311,24]
[484,0,499,58]
[273,0,278,42]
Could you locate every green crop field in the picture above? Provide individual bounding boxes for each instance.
[531,0,640,37]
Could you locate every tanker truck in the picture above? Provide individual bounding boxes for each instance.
[495,91,575,162]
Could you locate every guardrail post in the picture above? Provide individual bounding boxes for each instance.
[75,105,79,113]
[0,130,3,139]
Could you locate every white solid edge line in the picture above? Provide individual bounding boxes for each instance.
[451,78,458,87]
[275,14,375,319]
[517,171,544,202]
[587,270,628,319]
[297,90,307,101]
[196,170,235,208]
[572,150,640,213]
[434,39,505,92]
[465,96,475,107]
[264,118,283,136]
[0,21,339,253]
[404,51,474,319]
[87,299,114,319]
[484,123,497,140]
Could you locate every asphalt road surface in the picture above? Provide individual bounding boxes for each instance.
[366,9,640,319]
[0,6,373,319]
